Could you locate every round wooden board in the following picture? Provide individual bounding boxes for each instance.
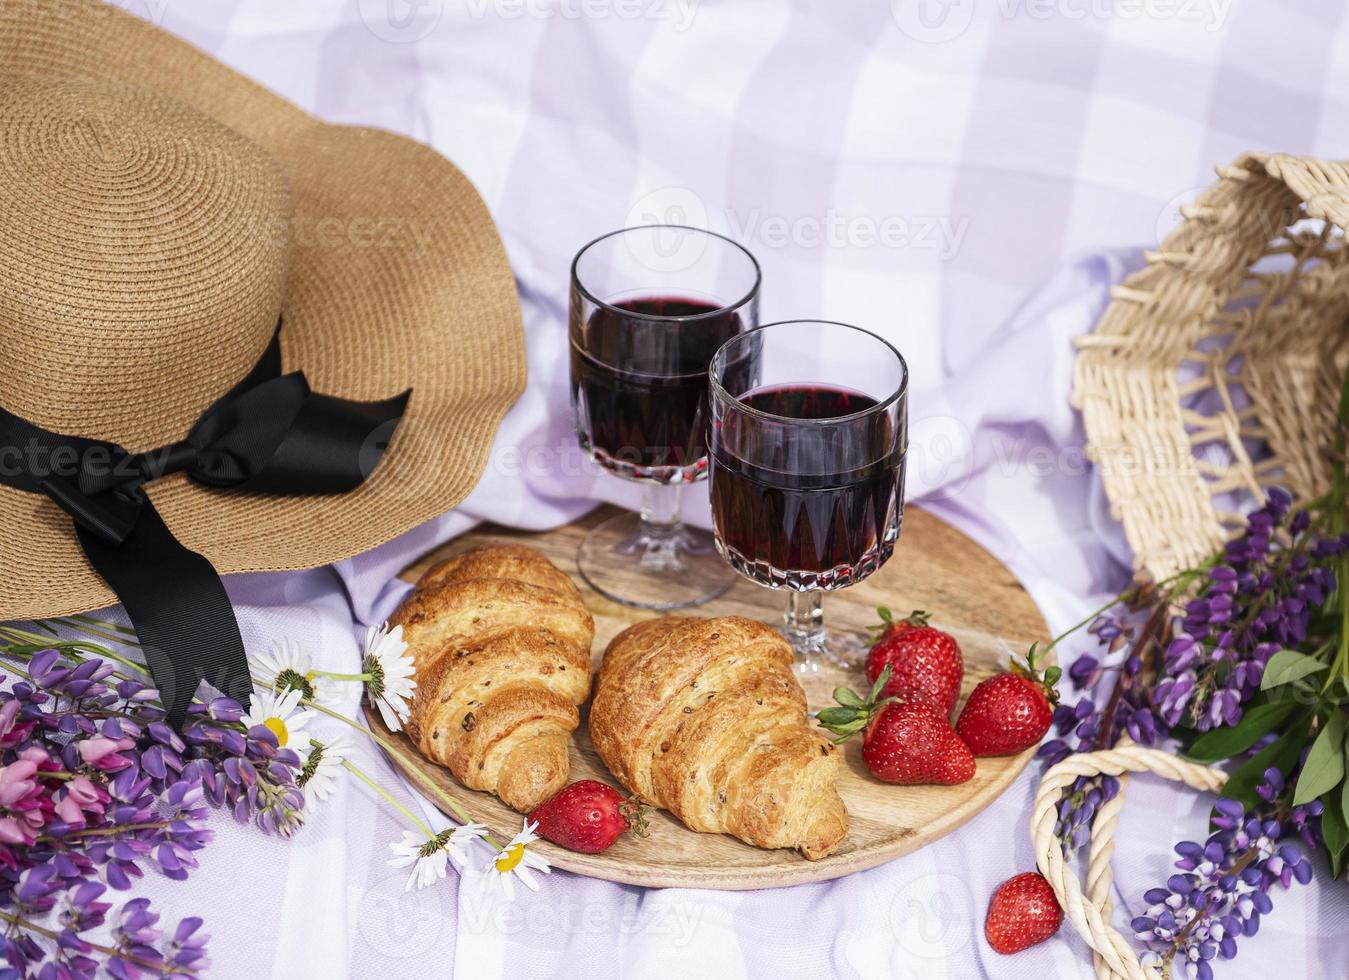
[368,504,1049,891]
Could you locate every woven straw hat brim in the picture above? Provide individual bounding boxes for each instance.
[0,0,526,619]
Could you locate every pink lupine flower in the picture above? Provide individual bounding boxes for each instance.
[0,699,33,748]
[78,736,136,772]
[0,759,47,845]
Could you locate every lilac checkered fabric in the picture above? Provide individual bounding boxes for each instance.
[63,1,1349,976]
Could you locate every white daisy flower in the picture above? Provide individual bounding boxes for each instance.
[387,823,490,892]
[250,640,339,707]
[484,819,551,900]
[364,622,416,732]
[298,732,350,809]
[242,687,314,752]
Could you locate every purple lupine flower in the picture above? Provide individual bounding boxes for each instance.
[1133,770,1319,977]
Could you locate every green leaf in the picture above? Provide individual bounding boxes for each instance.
[867,665,893,705]
[1343,772,1349,841]
[1319,784,1349,879]
[1044,666,1062,687]
[1260,650,1328,691]
[1293,711,1346,806]
[876,607,893,625]
[1184,699,1298,763]
[816,707,860,727]
[833,687,864,709]
[1219,712,1312,815]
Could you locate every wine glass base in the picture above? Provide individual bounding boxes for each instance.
[577,510,735,610]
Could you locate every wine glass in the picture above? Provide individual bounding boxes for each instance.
[707,320,909,674]
[570,225,761,609]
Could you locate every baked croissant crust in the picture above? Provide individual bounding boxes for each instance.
[391,544,594,813]
[589,616,848,860]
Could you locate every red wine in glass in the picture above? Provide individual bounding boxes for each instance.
[568,225,760,610]
[707,320,909,673]
[571,296,744,479]
[710,384,904,587]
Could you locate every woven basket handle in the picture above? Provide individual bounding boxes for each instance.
[1031,745,1229,980]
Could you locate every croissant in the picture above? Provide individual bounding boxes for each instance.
[391,543,594,813]
[589,616,848,860]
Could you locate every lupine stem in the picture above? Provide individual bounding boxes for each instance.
[35,820,176,844]
[0,911,196,977]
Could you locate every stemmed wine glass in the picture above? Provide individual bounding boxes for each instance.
[707,320,909,674]
[570,225,761,609]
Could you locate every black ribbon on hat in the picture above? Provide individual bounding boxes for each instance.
[0,321,410,727]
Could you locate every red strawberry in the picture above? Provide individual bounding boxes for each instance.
[955,645,1059,757]
[816,666,975,785]
[861,700,975,785]
[528,780,648,854]
[985,872,1062,954]
[865,608,964,717]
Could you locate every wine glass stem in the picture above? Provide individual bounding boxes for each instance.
[784,590,826,650]
[634,483,685,572]
[639,482,682,530]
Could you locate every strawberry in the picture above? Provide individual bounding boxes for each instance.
[865,608,964,717]
[985,872,1062,954]
[955,644,1060,757]
[816,666,975,785]
[528,780,648,854]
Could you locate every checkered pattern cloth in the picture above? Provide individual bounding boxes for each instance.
[99,0,1349,976]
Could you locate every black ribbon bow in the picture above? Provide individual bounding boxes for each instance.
[0,322,410,727]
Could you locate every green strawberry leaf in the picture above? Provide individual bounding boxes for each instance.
[876,607,893,624]
[1260,650,1329,691]
[1294,711,1347,806]
[1044,666,1062,688]
[833,687,865,709]
[816,706,860,727]
[1184,699,1299,764]
[867,665,893,705]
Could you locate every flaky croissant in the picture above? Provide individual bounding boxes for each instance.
[391,543,594,813]
[589,616,848,860]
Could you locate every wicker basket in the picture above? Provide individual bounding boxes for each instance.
[1048,155,1349,976]
[1073,153,1349,580]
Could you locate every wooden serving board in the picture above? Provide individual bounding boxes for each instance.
[367,504,1049,890]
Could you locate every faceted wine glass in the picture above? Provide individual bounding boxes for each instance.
[707,320,908,673]
[570,225,761,609]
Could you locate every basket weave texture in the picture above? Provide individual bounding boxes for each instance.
[1074,153,1349,580]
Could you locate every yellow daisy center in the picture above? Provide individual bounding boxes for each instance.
[494,843,525,873]
[264,717,289,747]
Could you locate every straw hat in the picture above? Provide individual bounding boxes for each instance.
[0,0,526,620]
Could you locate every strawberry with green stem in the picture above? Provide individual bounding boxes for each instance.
[865,607,964,717]
[817,665,976,785]
[955,643,1061,757]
